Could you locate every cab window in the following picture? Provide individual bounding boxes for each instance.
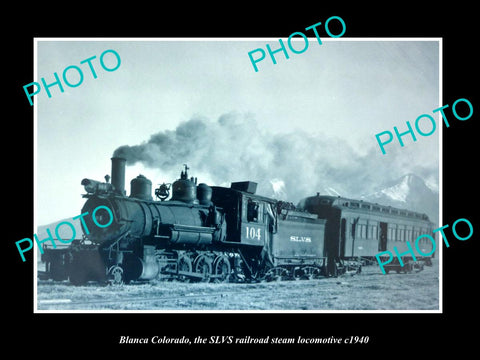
[247,199,259,222]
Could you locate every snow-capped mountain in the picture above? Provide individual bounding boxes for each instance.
[361,173,439,226]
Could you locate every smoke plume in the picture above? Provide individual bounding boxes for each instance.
[113,112,438,203]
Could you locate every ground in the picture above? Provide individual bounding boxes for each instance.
[36,259,439,311]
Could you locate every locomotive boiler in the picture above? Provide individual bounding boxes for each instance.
[42,157,328,285]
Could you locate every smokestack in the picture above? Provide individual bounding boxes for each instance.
[111,157,126,195]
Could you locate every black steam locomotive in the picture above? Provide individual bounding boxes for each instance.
[41,157,435,285]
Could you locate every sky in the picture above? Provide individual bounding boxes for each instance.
[35,38,440,225]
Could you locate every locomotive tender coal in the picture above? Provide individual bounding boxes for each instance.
[41,157,435,285]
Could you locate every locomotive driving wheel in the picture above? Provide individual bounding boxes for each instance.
[213,254,231,283]
[194,254,213,282]
[177,254,193,282]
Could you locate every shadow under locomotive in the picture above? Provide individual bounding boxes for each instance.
[40,157,434,285]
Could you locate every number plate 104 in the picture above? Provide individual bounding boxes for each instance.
[245,226,262,241]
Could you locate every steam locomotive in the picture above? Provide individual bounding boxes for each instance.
[41,157,435,285]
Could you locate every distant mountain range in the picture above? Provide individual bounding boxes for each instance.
[360,173,439,226]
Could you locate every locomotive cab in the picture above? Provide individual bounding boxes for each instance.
[211,181,274,247]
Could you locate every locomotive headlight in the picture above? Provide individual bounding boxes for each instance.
[81,178,113,194]
[81,178,99,193]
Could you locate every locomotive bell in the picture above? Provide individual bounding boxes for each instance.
[130,174,153,201]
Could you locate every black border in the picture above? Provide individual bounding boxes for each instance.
[7,4,478,354]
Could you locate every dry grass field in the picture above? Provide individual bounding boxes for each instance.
[36,258,439,311]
